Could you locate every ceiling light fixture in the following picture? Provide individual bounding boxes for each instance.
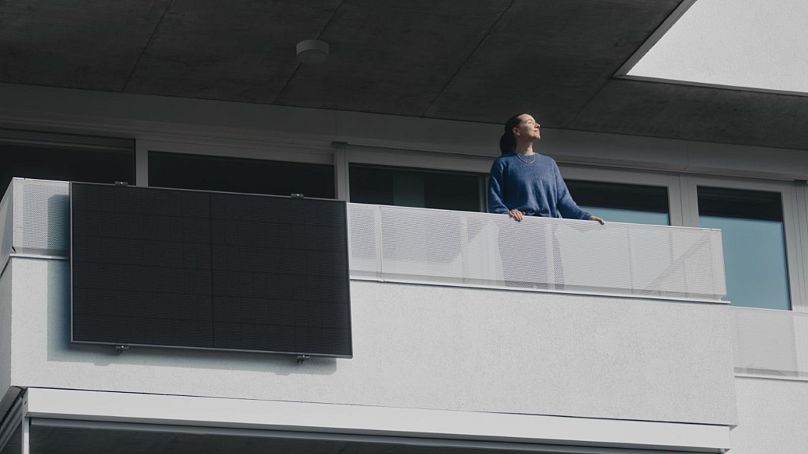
[296,39,330,64]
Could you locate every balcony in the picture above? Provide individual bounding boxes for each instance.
[0,178,736,453]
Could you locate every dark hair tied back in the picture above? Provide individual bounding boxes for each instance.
[499,113,525,155]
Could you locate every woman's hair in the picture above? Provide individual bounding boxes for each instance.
[499,113,526,155]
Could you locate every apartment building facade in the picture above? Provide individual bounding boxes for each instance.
[2,1,808,453]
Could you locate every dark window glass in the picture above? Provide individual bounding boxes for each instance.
[149,152,335,199]
[699,186,783,221]
[0,130,134,199]
[698,186,790,310]
[566,180,670,225]
[350,164,483,212]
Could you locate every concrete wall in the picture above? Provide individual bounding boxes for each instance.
[0,263,10,401]
[731,376,808,453]
[9,257,737,426]
[1,83,807,182]
[628,0,808,94]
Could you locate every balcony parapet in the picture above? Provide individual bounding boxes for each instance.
[0,178,739,431]
[0,178,726,304]
[0,178,69,272]
[349,203,726,302]
[734,306,808,378]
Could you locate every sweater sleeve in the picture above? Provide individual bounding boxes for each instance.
[553,162,591,220]
[488,158,509,214]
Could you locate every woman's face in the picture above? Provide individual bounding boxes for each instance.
[513,114,541,142]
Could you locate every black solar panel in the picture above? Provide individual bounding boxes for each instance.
[70,183,352,357]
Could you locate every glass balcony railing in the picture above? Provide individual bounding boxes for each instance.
[349,203,726,302]
[733,306,808,378]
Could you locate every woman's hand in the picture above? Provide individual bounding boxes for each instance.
[590,215,605,225]
[508,209,525,222]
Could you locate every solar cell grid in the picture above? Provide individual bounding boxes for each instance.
[71,183,351,357]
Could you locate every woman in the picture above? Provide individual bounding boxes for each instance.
[488,113,604,224]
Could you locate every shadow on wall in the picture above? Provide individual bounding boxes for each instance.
[45,260,338,376]
[48,194,69,252]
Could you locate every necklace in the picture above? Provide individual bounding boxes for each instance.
[516,153,536,164]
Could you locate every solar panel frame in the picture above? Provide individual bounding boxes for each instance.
[70,182,352,358]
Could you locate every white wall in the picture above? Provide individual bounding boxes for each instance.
[0,264,11,400]
[23,387,731,452]
[627,0,808,94]
[9,257,736,426]
[731,376,808,453]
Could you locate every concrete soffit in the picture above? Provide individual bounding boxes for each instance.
[617,0,808,97]
[613,0,699,80]
[13,0,808,151]
[23,388,731,453]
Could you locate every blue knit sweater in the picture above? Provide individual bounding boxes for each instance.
[488,153,590,219]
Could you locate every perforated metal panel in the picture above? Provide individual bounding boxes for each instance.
[349,204,726,301]
[0,178,70,271]
[18,179,70,256]
[0,183,13,271]
[733,307,808,378]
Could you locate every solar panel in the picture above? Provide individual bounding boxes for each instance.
[70,183,352,357]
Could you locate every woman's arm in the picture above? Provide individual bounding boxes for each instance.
[488,159,509,214]
[552,161,602,223]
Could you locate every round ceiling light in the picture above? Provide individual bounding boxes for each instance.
[296,39,330,64]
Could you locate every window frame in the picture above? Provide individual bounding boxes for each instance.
[135,137,334,188]
[347,162,487,212]
[796,181,808,312]
[0,128,136,191]
[342,145,491,211]
[682,175,806,311]
[558,165,684,226]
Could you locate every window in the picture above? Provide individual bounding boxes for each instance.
[698,186,790,310]
[149,151,335,198]
[0,129,134,199]
[566,180,670,225]
[350,164,484,212]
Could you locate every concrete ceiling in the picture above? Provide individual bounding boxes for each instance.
[1,0,807,150]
